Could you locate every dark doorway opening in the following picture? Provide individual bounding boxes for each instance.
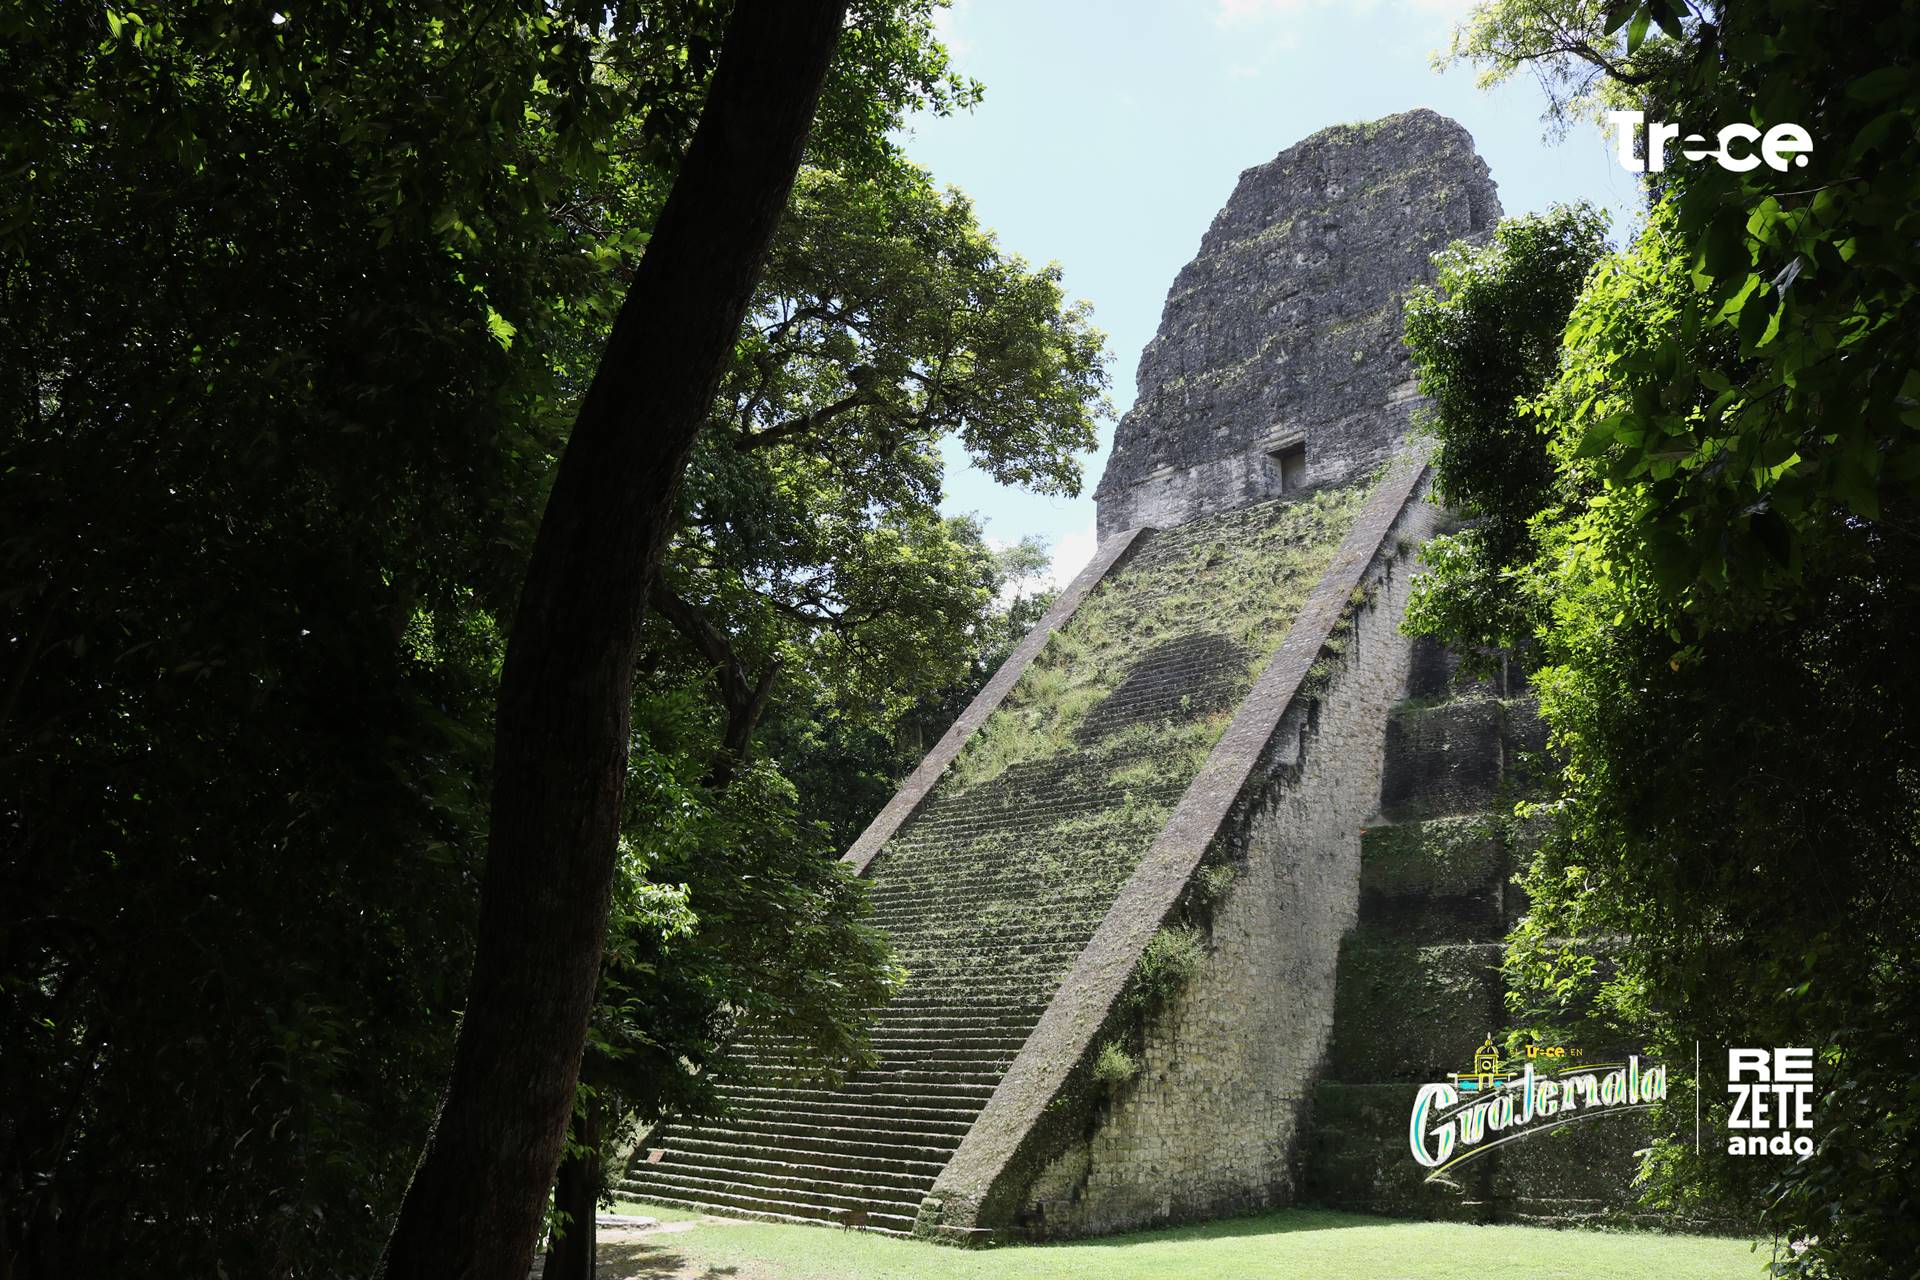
[1273,441,1307,492]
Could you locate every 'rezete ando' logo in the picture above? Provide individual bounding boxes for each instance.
[1727,1047,1815,1161]
[1607,109,1812,173]
[1409,1034,1668,1182]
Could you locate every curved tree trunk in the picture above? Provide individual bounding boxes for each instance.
[378,4,850,1276]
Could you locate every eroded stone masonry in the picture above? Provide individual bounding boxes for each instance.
[620,109,1650,1241]
[1094,109,1497,537]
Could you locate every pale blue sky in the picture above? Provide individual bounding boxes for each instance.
[895,0,1645,584]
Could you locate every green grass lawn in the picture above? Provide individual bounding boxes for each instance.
[597,1202,1768,1280]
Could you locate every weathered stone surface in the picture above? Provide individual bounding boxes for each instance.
[1357,817,1508,943]
[1304,1082,1496,1219]
[624,474,1380,1238]
[1324,938,1506,1082]
[921,460,1438,1241]
[1404,634,1510,702]
[1379,697,1506,819]
[1094,109,1501,537]
[1492,1107,1650,1219]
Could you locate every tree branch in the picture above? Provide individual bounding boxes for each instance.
[648,582,779,783]
[735,383,874,452]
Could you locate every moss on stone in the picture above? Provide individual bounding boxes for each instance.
[945,480,1374,797]
[1359,816,1504,900]
[1326,939,1505,1081]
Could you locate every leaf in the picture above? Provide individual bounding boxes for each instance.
[1846,66,1910,104]
[1701,211,1750,278]
[485,306,517,350]
[1575,419,1618,458]
[1850,110,1903,163]
[1738,291,1776,348]
[1647,0,1686,38]
[1720,274,1758,326]
[1602,0,1637,35]
[1626,10,1651,54]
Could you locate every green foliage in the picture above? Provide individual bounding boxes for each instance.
[653,156,1109,786]
[1092,1040,1141,1088]
[947,483,1372,794]
[1418,2,1920,1273]
[1406,206,1612,563]
[757,530,1057,849]
[0,2,1093,1274]
[1127,925,1207,1014]
[719,163,1106,492]
[1439,0,1691,136]
[1193,861,1239,910]
[1400,204,1610,665]
[586,741,903,1124]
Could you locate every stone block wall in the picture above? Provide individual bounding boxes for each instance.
[1300,637,1658,1225]
[955,470,1444,1238]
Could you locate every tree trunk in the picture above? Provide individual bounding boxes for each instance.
[378,4,850,1277]
[543,1105,604,1280]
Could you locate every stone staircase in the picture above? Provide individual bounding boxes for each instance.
[617,489,1370,1233]
[1303,636,1648,1222]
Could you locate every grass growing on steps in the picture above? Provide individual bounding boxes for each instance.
[596,1204,1765,1280]
[944,480,1375,796]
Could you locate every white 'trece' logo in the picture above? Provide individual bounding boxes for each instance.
[1608,110,1812,173]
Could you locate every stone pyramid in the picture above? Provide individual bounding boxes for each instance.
[619,109,1645,1241]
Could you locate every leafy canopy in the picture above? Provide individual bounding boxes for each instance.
[0,2,1107,1275]
[1413,2,1920,1273]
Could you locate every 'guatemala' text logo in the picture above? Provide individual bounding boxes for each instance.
[1409,1034,1668,1182]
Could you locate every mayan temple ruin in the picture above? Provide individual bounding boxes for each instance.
[619,108,1647,1240]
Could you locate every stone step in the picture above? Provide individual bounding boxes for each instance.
[649,1122,959,1168]
[610,1187,917,1236]
[706,1096,980,1128]
[628,1146,939,1199]
[842,1066,1008,1088]
[656,1134,949,1182]
[758,1029,1031,1053]
[760,1013,1039,1036]
[868,895,1119,922]
[867,924,1104,948]
[896,786,1169,827]
[875,834,1144,861]
[622,1159,930,1211]
[1356,816,1509,943]
[872,851,1141,879]
[659,1111,968,1150]
[873,996,1051,1016]
[1378,697,1506,820]
[870,877,1127,903]
[731,1046,1020,1071]
[1325,939,1505,1082]
[858,1017,1040,1036]
[716,1078,997,1105]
